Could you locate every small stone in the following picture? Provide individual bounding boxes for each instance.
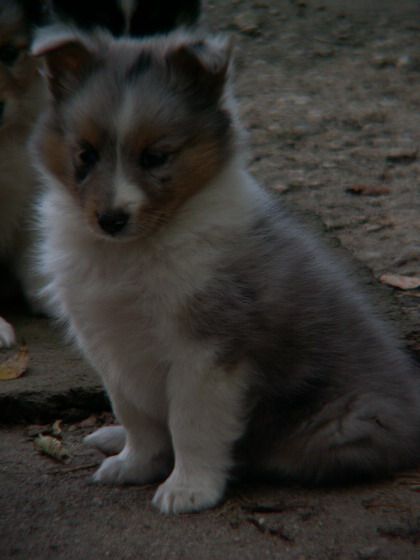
[386,148,417,164]
[357,546,380,559]
[314,45,335,57]
[271,183,290,193]
[257,516,266,527]
[79,414,98,428]
[233,13,261,34]
[396,55,420,71]
[371,53,396,67]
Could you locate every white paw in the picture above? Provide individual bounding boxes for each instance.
[152,470,225,514]
[92,448,170,486]
[0,317,16,348]
[92,452,145,485]
[84,426,126,455]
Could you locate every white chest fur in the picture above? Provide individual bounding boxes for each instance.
[37,164,262,420]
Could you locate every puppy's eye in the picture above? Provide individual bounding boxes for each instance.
[0,45,20,66]
[140,150,169,170]
[74,144,99,182]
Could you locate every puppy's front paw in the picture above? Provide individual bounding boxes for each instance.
[0,317,16,348]
[84,425,126,455]
[152,470,225,514]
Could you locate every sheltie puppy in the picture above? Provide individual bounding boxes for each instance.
[48,0,201,36]
[31,29,420,514]
[0,0,47,347]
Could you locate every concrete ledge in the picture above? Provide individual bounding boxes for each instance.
[0,309,109,424]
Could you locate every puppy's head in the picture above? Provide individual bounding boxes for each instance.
[32,29,235,241]
[0,0,45,129]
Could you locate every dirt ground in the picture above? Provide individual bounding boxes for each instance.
[1,1,420,558]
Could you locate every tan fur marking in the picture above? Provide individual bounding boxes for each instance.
[73,118,105,152]
[34,121,70,193]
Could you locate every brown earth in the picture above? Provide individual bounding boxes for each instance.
[1,1,420,559]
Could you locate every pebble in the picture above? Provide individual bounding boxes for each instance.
[357,546,380,559]
[233,12,261,34]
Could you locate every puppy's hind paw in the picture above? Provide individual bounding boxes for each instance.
[152,471,225,514]
[84,425,126,455]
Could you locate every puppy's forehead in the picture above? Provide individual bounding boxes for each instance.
[68,45,189,146]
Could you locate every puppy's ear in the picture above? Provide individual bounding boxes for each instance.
[167,36,232,105]
[33,34,96,102]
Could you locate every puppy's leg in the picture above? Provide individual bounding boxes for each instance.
[91,387,172,485]
[0,317,16,348]
[84,425,126,455]
[153,363,246,514]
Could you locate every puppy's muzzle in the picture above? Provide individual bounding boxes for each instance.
[96,211,129,236]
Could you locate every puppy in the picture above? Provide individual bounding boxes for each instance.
[32,29,420,514]
[47,0,201,36]
[0,0,47,347]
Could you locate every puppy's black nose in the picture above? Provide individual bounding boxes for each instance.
[97,211,129,236]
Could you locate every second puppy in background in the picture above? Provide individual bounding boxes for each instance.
[48,0,201,36]
[0,0,47,347]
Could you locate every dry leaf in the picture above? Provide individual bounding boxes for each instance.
[386,150,417,165]
[233,13,261,34]
[52,419,63,436]
[34,434,72,462]
[346,184,390,196]
[380,273,420,290]
[0,341,29,380]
